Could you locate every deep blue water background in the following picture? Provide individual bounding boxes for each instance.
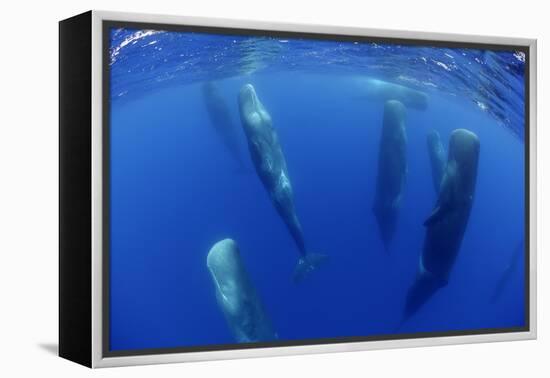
[108,29,526,351]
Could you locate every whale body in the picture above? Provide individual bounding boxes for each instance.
[207,238,277,343]
[357,78,429,111]
[238,83,327,282]
[373,100,407,252]
[404,129,480,319]
[202,81,247,169]
[427,129,446,193]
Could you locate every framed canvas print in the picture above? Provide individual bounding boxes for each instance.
[59,10,537,368]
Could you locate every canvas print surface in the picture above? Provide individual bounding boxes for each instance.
[106,25,527,353]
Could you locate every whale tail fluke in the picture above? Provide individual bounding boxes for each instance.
[293,253,328,283]
[403,270,447,320]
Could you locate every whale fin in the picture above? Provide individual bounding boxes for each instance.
[424,160,458,227]
[293,253,328,283]
[423,205,448,227]
[403,268,448,321]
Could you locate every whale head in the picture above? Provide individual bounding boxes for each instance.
[448,129,480,197]
[207,238,244,316]
[201,81,222,108]
[206,238,277,343]
[240,83,256,97]
[449,129,480,168]
[238,83,272,136]
[384,99,407,128]
[239,83,258,111]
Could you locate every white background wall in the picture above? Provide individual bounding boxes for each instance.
[0,0,546,376]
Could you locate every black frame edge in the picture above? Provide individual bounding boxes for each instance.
[523,44,531,331]
[59,10,93,368]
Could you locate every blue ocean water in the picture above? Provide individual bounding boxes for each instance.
[108,28,526,351]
